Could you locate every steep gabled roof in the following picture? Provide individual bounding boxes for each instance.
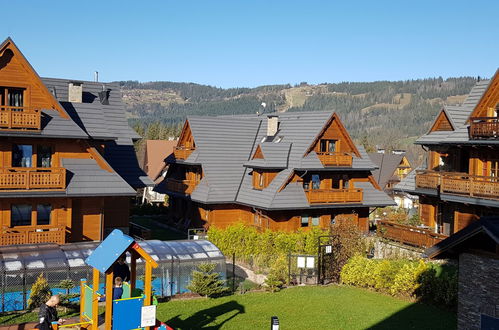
[164,111,394,209]
[368,153,406,189]
[416,79,499,146]
[143,140,178,182]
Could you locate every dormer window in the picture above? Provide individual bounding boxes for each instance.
[320,139,336,153]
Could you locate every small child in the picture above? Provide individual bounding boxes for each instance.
[99,277,123,302]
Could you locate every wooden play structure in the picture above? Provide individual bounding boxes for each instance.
[52,229,165,330]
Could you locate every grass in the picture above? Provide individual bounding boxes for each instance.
[131,216,187,240]
[0,309,80,325]
[0,286,456,329]
[157,285,456,330]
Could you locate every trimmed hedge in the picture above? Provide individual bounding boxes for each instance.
[340,256,457,308]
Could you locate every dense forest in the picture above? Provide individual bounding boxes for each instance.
[122,77,479,163]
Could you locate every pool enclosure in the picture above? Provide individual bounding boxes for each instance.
[0,239,226,312]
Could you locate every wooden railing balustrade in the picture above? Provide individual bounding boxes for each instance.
[316,152,353,167]
[415,170,499,200]
[0,106,41,130]
[377,220,447,249]
[0,167,66,190]
[305,188,363,204]
[174,147,195,160]
[165,178,197,195]
[469,117,499,139]
[0,225,66,246]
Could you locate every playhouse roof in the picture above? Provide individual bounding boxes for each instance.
[85,229,136,273]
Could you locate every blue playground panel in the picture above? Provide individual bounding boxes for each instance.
[86,229,134,273]
[112,296,144,330]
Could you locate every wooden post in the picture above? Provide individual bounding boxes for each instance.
[80,279,86,324]
[144,261,152,306]
[130,251,137,291]
[91,268,99,330]
[104,271,113,330]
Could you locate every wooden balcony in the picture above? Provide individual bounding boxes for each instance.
[441,173,499,200]
[415,170,499,201]
[305,188,363,204]
[0,225,66,246]
[469,117,499,139]
[0,106,41,130]
[377,220,447,249]
[415,170,441,190]
[316,152,353,167]
[174,147,195,160]
[0,167,66,191]
[165,178,197,195]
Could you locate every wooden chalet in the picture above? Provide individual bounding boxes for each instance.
[0,38,151,246]
[158,111,395,231]
[392,70,499,245]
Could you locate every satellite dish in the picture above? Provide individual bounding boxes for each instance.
[261,102,266,108]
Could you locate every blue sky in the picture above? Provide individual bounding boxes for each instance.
[2,0,498,87]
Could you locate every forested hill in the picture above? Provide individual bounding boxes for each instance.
[121,77,478,157]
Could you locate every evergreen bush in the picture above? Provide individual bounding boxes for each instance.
[187,263,229,298]
[27,274,52,310]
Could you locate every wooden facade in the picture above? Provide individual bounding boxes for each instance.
[411,74,499,237]
[0,38,137,246]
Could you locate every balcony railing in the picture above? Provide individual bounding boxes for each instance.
[165,178,197,195]
[305,188,363,204]
[0,225,66,246]
[316,152,353,167]
[0,167,66,190]
[415,170,499,201]
[174,147,195,160]
[0,106,41,130]
[377,220,447,249]
[469,117,499,139]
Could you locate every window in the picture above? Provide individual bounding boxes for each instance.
[301,215,309,227]
[319,139,336,153]
[312,216,320,226]
[11,204,32,226]
[311,174,320,190]
[37,204,52,225]
[342,175,350,189]
[491,160,499,178]
[330,216,337,226]
[1,87,25,108]
[259,172,264,188]
[332,176,340,189]
[12,145,32,167]
[37,145,52,168]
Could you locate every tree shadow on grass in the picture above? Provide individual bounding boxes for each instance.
[165,300,245,330]
[367,302,456,330]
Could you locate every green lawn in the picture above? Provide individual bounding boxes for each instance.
[158,286,456,330]
[131,216,187,240]
[0,286,456,329]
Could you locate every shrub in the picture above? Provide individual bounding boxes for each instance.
[326,218,366,282]
[28,274,52,310]
[264,273,284,292]
[391,260,429,297]
[340,256,458,309]
[187,263,229,298]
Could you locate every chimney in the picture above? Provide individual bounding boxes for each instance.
[68,82,83,103]
[267,115,279,137]
[94,71,99,82]
[98,88,111,105]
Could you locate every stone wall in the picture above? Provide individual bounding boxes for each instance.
[458,252,499,330]
[373,238,425,260]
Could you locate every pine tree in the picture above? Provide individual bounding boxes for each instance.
[28,274,52,310]
[186,263,229,298]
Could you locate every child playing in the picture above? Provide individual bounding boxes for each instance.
[99,277,124,302]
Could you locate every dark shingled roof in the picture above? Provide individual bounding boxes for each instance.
[40,77,153,189]
[368,153,408,189]
[162,111,394,209]
[416,79,499,146]
[425,217,499,259]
